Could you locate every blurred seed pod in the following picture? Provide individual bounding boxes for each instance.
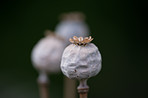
[55,12,90,44]
[31,30,66,73]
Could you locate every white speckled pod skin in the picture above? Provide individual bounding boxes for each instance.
[61,43,102,80]
[31,35,66,73]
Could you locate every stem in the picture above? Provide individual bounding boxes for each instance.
[77,79,89,98]
[37,72,49,98]
[64,76,76,98]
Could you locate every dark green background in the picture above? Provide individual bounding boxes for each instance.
[0,0,147,98]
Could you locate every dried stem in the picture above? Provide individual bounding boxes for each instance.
[37,72,49,98]
[64,76,76,98]
[77,79,89,98]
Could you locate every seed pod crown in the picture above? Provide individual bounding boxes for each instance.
[69,36,93,46]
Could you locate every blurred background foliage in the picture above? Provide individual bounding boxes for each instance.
[0,0,147,98]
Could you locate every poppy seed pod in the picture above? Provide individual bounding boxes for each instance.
[61,36,102,80]
[31,33,66,73]
[55,12,90,45]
